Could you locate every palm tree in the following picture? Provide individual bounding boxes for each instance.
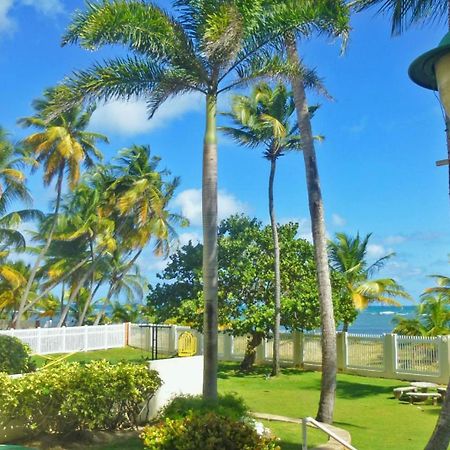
[53,0,316,400]
[275,0,350,424]
[220,82,301,376]
[0,127,34,210]
[393,293,450,336]
[15,88,107,327]
[329,233,410,322]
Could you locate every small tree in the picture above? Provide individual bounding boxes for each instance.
[147,215,354,371]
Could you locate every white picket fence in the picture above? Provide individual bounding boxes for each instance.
[129,326,450,384]
[0,324,127,355]
[3,322,449,384]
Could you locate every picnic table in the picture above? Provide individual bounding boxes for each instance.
[410,382,439,392]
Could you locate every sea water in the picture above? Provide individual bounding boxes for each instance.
[341,305,417,335]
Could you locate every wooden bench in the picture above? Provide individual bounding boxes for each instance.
[393,386,417,399]
[404,392,442,405]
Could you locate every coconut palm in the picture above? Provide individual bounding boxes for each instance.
[329,233,410,316]
[220,82,302,376]
[53,0,319,400]
[393,292,450,336]
[15,89,107,328]
[354,0,450,33]
[271,0,350,424]
[0,128,34,212]
[425,274,450,296]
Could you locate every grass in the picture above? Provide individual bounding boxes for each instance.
[25,349,442,449]
[31,346,155,368]
[218,362,441,450]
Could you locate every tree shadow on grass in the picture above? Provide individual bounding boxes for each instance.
[218,363,316,380]
[336,380,393,399]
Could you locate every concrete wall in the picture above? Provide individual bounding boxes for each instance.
[147,356,204,418]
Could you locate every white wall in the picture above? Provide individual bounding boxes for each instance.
[147,356,204,418]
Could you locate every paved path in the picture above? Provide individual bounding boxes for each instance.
[252,412,354,450]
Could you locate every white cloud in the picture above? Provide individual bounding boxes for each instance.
[174,189,248,226]
[0,0,63,35]
[0,0,14,33]
[366,244,386,259]
[331,213,346,227]
[90,93,203,136]
[20,0,64,15]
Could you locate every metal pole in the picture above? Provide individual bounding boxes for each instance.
[302,418,308,450]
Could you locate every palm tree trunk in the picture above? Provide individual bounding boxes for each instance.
[15,164,65,328]
[77,279,102,326]
[93,281,115,325]
[285,33,337,424]
[269,158,281,377]
[57,262,99,327]
[22,256,90,315]
[424,378,450,450]
[202,93,219,401]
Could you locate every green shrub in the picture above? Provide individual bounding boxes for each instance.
[0,334,35,374]
[0,361,161,435]
[141,412,280,450]
[161,393,248,421]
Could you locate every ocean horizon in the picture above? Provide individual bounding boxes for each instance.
[341,304,416,335]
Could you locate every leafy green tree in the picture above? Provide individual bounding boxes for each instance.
[148,215,354,371]
[54,0,336,400]
[329,232,410,327]
[16,88,107,327]
[220,82,301,376]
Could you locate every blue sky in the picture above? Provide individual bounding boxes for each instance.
[0,0,449,302]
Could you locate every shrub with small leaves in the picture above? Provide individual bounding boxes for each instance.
[141,412,280,450]
[1,361,161,435]
[0,334,35,374]
[161,393,248,421]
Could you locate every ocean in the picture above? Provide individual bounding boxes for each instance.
[342,305,417,335]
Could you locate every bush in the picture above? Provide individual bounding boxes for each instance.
[161,393,248,421]
[0,361,161,435]
[141,412,280,450]
[0,334,35,374]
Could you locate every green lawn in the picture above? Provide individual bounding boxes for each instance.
[26,349,442,449]
[218,362,441,450]
[31,346,154,368]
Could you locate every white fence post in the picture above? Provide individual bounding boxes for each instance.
[383,333,397,378]
[440,336,450,382]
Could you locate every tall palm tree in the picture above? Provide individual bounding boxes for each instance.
[15,88,107,328]
[271,0,350,424]
[52,0,321,400]
[220,82,301,376]
[329,232,410,320]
